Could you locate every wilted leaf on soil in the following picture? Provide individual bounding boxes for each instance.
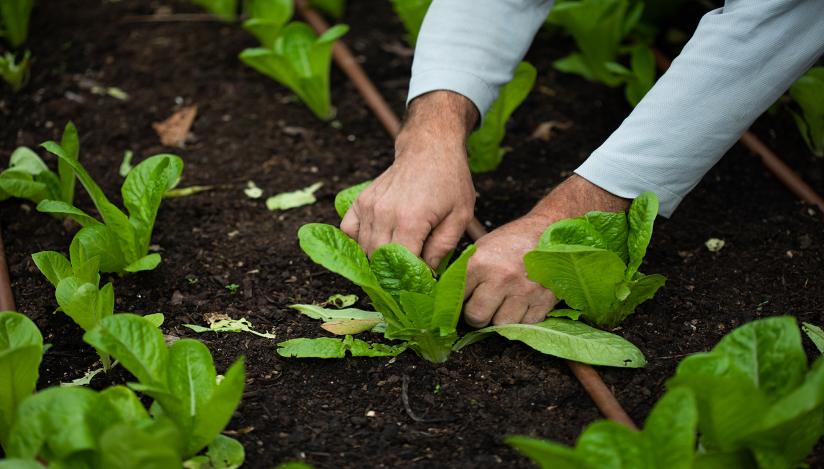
[266,182,322,210]
[321,318,383,335]
[152,105,198,147]
[327,293,357,308]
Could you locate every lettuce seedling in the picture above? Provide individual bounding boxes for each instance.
[188,0,237,19]
[83,313,246,458]
[666,316,824,468]
[467,62,536,173]
[389,0,432,46]
[329,181,646,367]
[242,0,293,49]
[0,0,34,47]
[0,49,29,91]
[36,147,183,275]
[239,22,349,120]
[546,0,655,107]
[0,312,43,450]
[309,0,345,19]
[31,249,117,369]
[0,122,78,210]
[524,191,666,330]
[508,387,698,469]
[294,223,476,363]
[788,66,824,157]
[1,313,247,467]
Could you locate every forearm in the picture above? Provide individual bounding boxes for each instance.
[576,0,824,217]
[408,0,555,123]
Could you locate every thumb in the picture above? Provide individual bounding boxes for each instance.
[421,210,471,269]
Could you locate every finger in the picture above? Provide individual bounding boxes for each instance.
[366,228,394,259]
[340,206,361,240]
[491,295,531,326]
[421,210,471,269]
[463,282,503,328]
[390,221,428,258]
[522,289,559,324]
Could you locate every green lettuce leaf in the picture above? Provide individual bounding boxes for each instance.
[455,318,646,368]
[371,243,436,302]
[525,245,626,325]
[277,335,407,358]
[0,312,43,448]
[467,62,536,173]
[625,191,658,280]
[243,0,294,48]
[334,180,371,218]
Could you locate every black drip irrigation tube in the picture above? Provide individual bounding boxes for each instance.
[297,2,640,430]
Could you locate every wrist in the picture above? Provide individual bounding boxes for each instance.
[397,90,479,144]
[526,175,632,227]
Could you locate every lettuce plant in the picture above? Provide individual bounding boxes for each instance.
[0,122,77,210]
[309,0,345,19]
[291,223,476,363]
[242,0,293,49]
[788,66,824,157]
[188,0,236,19]
[36,146,183,275]
[508,317,823,469]
[0,312,247,468]
[0,311,43,449]
[508,387,698,469]
[546,0,655,107]
[84,314,246,459]
[0,0,34,47]
[0,49,29,91]
[239,22,349,120]
[666,316,824,468]
[467,62,536,173]
[31,249,116,368]
[283,183,647,368]
[388,0,432,46]
[524,191,666,330]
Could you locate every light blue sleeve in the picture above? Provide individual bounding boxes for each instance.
[407,0,555,122]
[575,0,824,217]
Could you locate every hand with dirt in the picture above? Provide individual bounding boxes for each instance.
[341,90,479,268]
[463,175,631,327]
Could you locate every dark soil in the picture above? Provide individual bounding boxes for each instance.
[2,1,822,467]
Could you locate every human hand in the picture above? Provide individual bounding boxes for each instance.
[463,175,632,327]
[341,91,479,267]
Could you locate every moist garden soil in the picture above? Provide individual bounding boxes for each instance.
[1,1,823,467]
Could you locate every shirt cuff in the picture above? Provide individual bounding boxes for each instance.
[406,69,497,128]
[574,153,685,218]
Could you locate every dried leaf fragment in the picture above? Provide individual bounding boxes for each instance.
[321,318,383,335]
[530,120,573,142]
[152,105,198,147]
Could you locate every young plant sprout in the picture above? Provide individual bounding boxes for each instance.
[388,0,432,46]
[0,122,77,211]
[0,50,30,91]
[36,144,184,275]
[225,283,240,294]
[788,66,824,157]
[242,0,293,49]
[545,0,655,107]
[239,22,349,120]
[467,62,537,173]
[523,191,666,330]
[0,0,35,47]
[0,312,248,468]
